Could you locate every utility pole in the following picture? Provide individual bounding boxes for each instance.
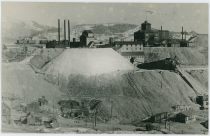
[168,120,171,131]
[68,20,70,46]
[94,108,97,127]
[53,98,55,117]
[165,120,167,129]
[110,100,113,123]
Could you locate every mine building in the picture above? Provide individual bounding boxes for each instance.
[16,37,36,44]
[171,105,192,112]
[148,112,169,123]
[174,110,195,124]
[39,39,48,44]
[114,41,144,63]
[196,95,208,110]
[179,26,189,47]
[80,30,96,47]
[58,100,89,119]
[38,96,48,106]
[134,21,170,47]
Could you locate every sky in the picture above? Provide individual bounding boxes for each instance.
[2,2,209,34]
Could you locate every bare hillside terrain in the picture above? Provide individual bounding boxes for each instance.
[28,48,208,123]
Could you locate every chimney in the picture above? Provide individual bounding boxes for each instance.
[64,20,66,41]
[68,20,70,45]
[58,19,60,43]
[160,25,162,41]
[184,31,186,40]
[181,26,183,40]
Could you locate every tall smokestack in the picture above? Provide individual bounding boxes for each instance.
[68,20,70,45]
[181,26,183,40]
[160,25,162,41]
[64,20,66,40]
[58,19,60,43]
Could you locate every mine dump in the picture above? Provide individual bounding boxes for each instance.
[1,2,208,134]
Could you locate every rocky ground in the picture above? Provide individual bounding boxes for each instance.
[2,35,208,133]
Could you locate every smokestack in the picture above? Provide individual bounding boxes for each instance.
[64,20,66,41]
[181,26,183,40]
[68,20,70,45]
[58,19,60,43]
[160,26,162,41]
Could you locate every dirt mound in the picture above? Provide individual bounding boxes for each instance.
[144,47,207,65]
[43,48,133,77]
[195,34,208,60]
[30,48,64,69]
[55,70,199,122]
[2,63,64,105]
[194,34,208,48]
[186,69,208,91]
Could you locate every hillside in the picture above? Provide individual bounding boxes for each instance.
[28,48,207,123]
[195,34,208,59]
[2,20,57,44]
[46,70,200,122]
[91,24,137,34]
[2,62,64,105]
[144,47,207,65]
[2,46,208,132]
[186,69,208,90]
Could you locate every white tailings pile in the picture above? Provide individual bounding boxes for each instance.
[44,48,133,77]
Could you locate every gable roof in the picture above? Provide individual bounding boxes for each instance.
[177,110,195,117]
[114,41,142,45]
[121,52,144,57]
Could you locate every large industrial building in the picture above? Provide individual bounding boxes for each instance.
[80,30,95,47]
[114,41,144,63]
[134,20,170,47]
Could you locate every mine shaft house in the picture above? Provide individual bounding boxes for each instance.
[134,20,169,47]
[174,110,195,124]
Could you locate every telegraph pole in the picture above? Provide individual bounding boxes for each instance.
[57,72,59,85]
[110,100,113,122]
[169,120,171,131]
[94,108,97,127]
[165,120,167,129]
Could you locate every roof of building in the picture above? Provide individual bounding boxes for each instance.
[114,41,142,45]
[173,105,191,108]
[152,112,168,117]
[121,52,144,56]
[83,30,93,33]
[141,20,151,25]
[177,110,195,117]
[197,95,208,101]
[134,29,156,34]
[81,30,94,38]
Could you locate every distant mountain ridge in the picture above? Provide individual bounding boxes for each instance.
[2,20,199,44]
